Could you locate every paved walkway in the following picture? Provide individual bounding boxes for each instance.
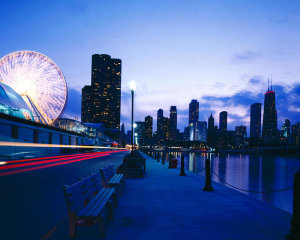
[54,153,292,240]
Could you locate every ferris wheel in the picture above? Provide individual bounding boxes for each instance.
[0,50,67,125]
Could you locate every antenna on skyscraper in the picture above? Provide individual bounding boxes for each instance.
[267,77,269,91]
[271,74,273,91]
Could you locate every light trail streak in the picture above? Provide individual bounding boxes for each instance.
[0,141,127,150]
[0,150,126,177]
[5,152,107,164]
[0,152,109,171]
[0,153,111,177]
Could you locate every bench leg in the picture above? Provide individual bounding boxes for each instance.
[68,218,77,238]
[107,200,114,220]
[112,192,118,208]
[98,214,106,238]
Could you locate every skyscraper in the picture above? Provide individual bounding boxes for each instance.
[81,54,121,140]
[281,119,291,138]
[235,125,247,148]
[189,100,199,124]
[207,113,215,146]
[219,111,227,130]
[292,122,300,145]
[135,121,145,146]
[181,126,190,141]
[119,123,126,147]
[198,121,207,142]
[262,86,277,141]
[169,106,177,141]
[190,121,207,142]
[157,109,164,134]
[208,113,214,130]
[163,117,170,141]
[157,109,164,145]
[250,103,261,138]
[144,115,153,144]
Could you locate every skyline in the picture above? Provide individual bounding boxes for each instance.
[1,0,300,131]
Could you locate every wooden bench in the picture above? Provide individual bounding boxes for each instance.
[63,172,117,238]
[100,165,125,194]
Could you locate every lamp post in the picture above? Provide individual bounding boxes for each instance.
[129,81,136,152]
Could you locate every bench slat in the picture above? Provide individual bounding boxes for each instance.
[90,189,115,217]
[65,173,100,195]
[84,188,115,217]
[78,188,109,216]
[64,173,103,214]
[69,185,101,213]
[108,175,121,184]
[101,165,125,185]
[68,181,100,205]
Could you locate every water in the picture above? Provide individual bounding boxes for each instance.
[166,152,300,214]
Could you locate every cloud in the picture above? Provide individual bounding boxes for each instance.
[231,51,262,63]
[248,78,261,85]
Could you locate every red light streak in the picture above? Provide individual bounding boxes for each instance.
[0,152,109,171]
[0,150,127,177]
[6,152,105,164]
[0,153,110,177]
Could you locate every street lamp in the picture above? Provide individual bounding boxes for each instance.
[129,81,136,152]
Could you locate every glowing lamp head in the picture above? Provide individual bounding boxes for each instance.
[129,81,136,92]
[133,123,137,128]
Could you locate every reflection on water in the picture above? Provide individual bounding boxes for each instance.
[170,152,300,214]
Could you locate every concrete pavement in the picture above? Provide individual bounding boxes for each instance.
[52,152,292,240]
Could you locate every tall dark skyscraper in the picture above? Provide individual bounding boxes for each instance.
[157,109,164,134]
[119,123,126,147]
[163,117,170,141]
[250,103,261,138]
[281,119,291,138]
[262,87,277,140]
[235,125,247,148]
[156,109,164,144]
[135,121,145,146]
[81,54,121,139]
[235,126,247,138]
[219,111,227,130]
[144,115,153,142]
[208,113,214,130]
[189,100,199,124]
[169,106,177,141]
[207,113,215,146]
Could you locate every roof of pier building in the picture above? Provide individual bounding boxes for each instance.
[0,82,34,121]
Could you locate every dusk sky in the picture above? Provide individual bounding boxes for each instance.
[1,0,300,132]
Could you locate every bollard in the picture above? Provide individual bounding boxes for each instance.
[157,153,160,162]
[287,171,300,240]
[203,159,213,191]
[154,152,157,160]
[162,152,165,164]
[168,154,172,168]
[179,155,186,176]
